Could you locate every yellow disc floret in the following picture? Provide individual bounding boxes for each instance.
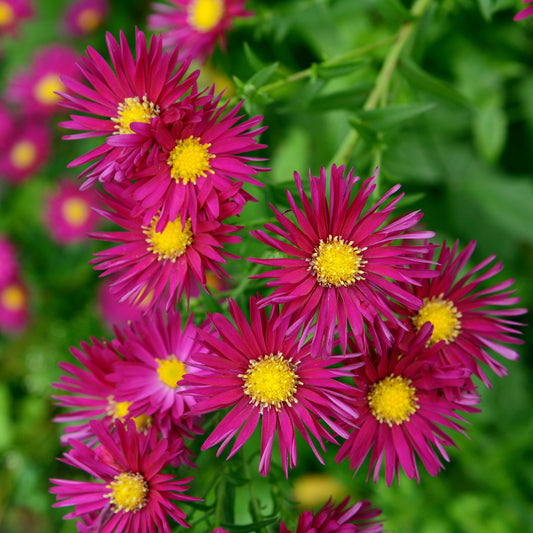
[10,140,37,169]
[62,197,90,227]
[106,472,148,513]
[188,0,224,32]
[1,284,25,311]
[145,216,193,262]
[108,399,132,421]
[413,294,462,345]
[112,96,159,135]
[368,374,418,427]
[240,352,301,413]
[0,2,15,27]
[34,74,64,105]
[309,235,366,287]
[77,8,102,32]
[167,136,214,185]
[156,355,186,388]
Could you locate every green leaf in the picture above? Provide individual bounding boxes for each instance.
[0,385,12,451]
[378,0,417,23]
[314,57,369,79]
[399,56,473,109]
[306,84,369,112]
[474,103,507,164]
[356,102,437,130]
[477,0,496,20]
[243,42,265,72]
[248,62,280,88]
[348,117,380,145]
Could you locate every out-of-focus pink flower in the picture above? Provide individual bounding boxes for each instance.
[0,278,29,333]
[0,0,33,36]
[64,0,108,36]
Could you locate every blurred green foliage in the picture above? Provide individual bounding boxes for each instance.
[0,0,532,532]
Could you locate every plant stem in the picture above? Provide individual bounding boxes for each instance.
[328,0,434,168]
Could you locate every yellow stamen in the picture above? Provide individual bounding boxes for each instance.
[368,374,418,427]
[10,140,37,169]
[34,74,64,105]
[105,472,148,513]
[239,352,301,413]
[61,197,90,227]
[188,0,224,32]
[112,96,159,135]
[156,356,186,388]
[1,284,25,311]
[0,2,15,27]
[413,294,462,345]
[309,235,366,287]
[167,136,214,185]
[77,8,102,32]
[144,216,193,262]
[108,399,132,421]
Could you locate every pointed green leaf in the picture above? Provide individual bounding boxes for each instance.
[356,102,437,130]
[248,62,280,88]
[315,57,369,79]
[243,42,265,72]
[474,103,507,164]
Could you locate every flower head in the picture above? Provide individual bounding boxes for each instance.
[97,278,149,328]
[336,326,479,486]
[280,497,383,533]
[90,181,243,311]
[64,0,108,36]
[50,419,199,531]
[182,296,358,477]
[45,180,100,243]
[0,0,32,36]
[148,0,252,62]
[250,165,434,357]
[6,45,78,117]
[0,235,18,286]
[0,278,29,332]
[395,240,526,387]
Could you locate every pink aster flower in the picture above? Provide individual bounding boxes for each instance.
[0,0,32,36]
[0,101,15,148]
[182,296,358,477]
[50,419,200,531]
[0,277,29,333]
[90,181,243,311]
[515,0,533,21]
[6,45,78,118]
[0,121,51,183]
[0,235,18,286]
[107,309,207,431]
[64,0,108,36]
[97,278,149,328]
[113,89,266,230]
[280,497,383,533]
[335,326,479,486]
[394,240,527,387]
[250,165,435,357]
[45,180,100,244]
[148,0,252,62]
[59,29,199,187]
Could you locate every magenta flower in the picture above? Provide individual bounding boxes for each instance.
[148,0,252,62]
[0,121,51,183]
[250,165,435,357]
[97,278,148,328]
[6,45,78,117]
[90,181,243,311]
[107,309,207,431]
[335,326,479,486]
[115,92,266,230]
[182,296,358,477]
[64,0,108,36]
[50,419,199,531]
[0,0,32,36]
[59,29,199,187]
[45,180,100,244]
[394,240,526,387]
[0,278,29,333]
[0,235,18,286]
[280,497,383,533]
[515,0,533,21]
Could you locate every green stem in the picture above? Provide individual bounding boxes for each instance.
[328,0,434,168]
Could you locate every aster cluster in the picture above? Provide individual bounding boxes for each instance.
[47,9,529,533]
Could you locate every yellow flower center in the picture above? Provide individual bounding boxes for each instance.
[145,216,193,262]
[309,236,366,287]
[240,353,301,413]
[61,197,90,227]
[0,1,15,26]
[106,472,148,513]
[167,136,214,185]
[188,0,224,32]
[34,74,64,105]
[156,356,186,388]
[112,96,159,135]
[108,399,132,420]
[368,374,418,427]
[10,140,37,169]
[77,8,102,32]
[413,295,462,345]
[1,284,25,311]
